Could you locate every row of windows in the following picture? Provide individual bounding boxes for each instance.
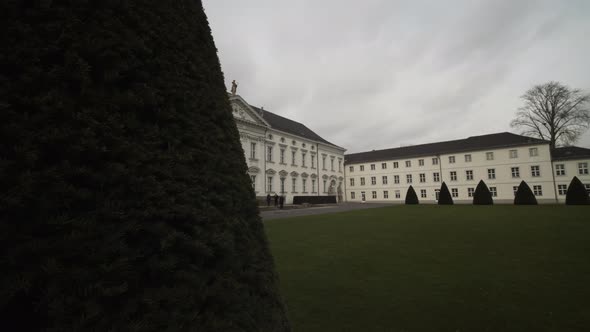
[349,166,545,186]
[252,175,332,193]
[349,148,542,172]
[555,163,588,176]
[350,185,547,200]
[250,143,342,172]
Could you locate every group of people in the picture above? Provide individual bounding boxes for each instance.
[266,193,285,209]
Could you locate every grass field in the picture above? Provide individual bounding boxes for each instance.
[265,205,590,332]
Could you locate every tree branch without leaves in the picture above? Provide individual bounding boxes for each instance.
[510,81,590,149]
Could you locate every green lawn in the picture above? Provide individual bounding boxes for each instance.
[265,205,590,332]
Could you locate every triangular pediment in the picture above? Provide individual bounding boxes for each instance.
[229,95,269,127]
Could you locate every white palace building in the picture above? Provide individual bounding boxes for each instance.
[229,89,590,204]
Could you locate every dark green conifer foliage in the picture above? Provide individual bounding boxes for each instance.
[405,185,419,205]
[566,177,590,205]
[438,182,454,205]
[473,180,494,205]
[514,181,538,205]
[0,2,290,331]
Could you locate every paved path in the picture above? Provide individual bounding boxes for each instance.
[261,202,395,220]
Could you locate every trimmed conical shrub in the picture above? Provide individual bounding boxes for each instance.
[514,180,538,205]
[438,182,454,205]
[566,176,590,205]
[473,180,493,205]
[0,2,290,331]
[405,185,419,204]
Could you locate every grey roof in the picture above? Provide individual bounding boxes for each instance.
[345,132,548,164]
[552,146,590,161]
[249,105,344,149]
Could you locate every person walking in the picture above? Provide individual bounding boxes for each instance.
[266,193,271,207]
[279,195,284,209]
[274,193,279,207]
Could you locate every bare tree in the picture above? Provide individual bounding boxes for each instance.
[511,81,590,149]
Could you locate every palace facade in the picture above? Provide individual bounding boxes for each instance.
[230,94,346,204]
[344,132,590,204]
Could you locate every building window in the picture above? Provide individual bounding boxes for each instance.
[513,186,519,196]
[558,184,567,196]
[311,155,316,168]
[371,176,376,185]
[393,162,399,168]
[511,167,520,178]
[406,174,413,184]
[280,178,285,194]
[405,160,411,167]
[250,175,256,190]
[371,164,376,170]
[488,168,496,180]
[450,171,457,181]
[322,156,326,169]
[432,157,439,165]
[381,163,387,169]
[449,156,455,164]
[382,176,388,185]
[468,188,475,197]
[419,173,426,183]
[465,154,472,162]
[433,172,440,182]
[555,164,565,176]
[466,170,473,181]
[351,192,356,199]
[489,187,497,197]
[360,165,365,171]
[383,191,389,199]
[394,175,400,184]
[419,159,425,166]
[585,184,590,194]
[349,166,354,172]
[267,176,273,192]
[338,160,342,172]
[529,148,538,157]
[372,191,377,199]
[301,152,306,167]
[420,189,427,198]
[435,189,440,200]
[486,152,494,160]
[350,178,355,186]
[291,151,296,165]
[291,178,296,192]
[509,149,518,159]
[531,165,540,177]
[302,179,307,192]
[579,162,589,175]
[533,185,543,196]
[267,146,273,162]
[360,177,365,185]
[323,180,327,193]
[280,149,285,164]
[395,190,401,198]
[250,143,257,159]
[331,158,335,171]
[312,179,316,192]
[451,188,458,198]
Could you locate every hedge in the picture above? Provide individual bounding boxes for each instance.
[438,182,454,205]
[405,185,419,205]
[514,180,538,205]
[566,176,590,205]
[473,180,493,205]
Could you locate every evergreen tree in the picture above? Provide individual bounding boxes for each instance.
[0,2,290,331]
[438,182,454,205]
[514,181,538,205]
[566,176,590,205]
[405,185,419,205]
[473,180,494,205]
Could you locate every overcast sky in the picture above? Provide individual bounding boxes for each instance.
[203,0,590,153]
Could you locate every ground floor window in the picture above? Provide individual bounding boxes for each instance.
[351,192,356,199]
[558,184,567,196]
[513,186,518,196]
[533,185,542,196]
[489,187,497,197]
[280,178,285,194]
[395,190,401,198]
[361,191,366,201]
[435,189,440,200]
[468,188,474,197]
[250,175,256,191]
[323,180,327,193]
[267,176,273,192]
[383,191,389,199]
[302,179,307,193]
[372,191,377,199]
[451,188,458,198]
[312,179,316,193]
[421,189,427,198]
[292,178,297,192]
